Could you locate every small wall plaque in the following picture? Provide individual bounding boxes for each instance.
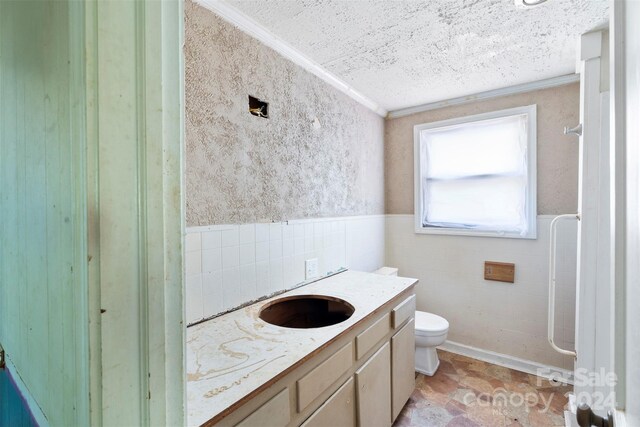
[484,261,515,283]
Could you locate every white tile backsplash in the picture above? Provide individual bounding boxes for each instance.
[222,267,241,308]
[239,243,256,265]
[283,223,295,240]
[185,232,201,253]
[282,239,294,257]
[201,247,222,273]
[202,271,223,318]
[256,261,269,295]
[185,251,202,276]
[255,223,270,242]
[221,228,239,247]
[269,239,283,259]
[269,258,284,292]
[269,223,282,241]
[185,215,386,324]
[202,230,221,249]
[222,246,240,269]
[238,224,255,245]
[186,274,203,324]
[240,264,256,286]
[255,241,269,262]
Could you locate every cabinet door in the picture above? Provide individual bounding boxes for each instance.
[355,342,391,427]
[301,378,355,427]
[235,388,290,427]
[391,319,415,421]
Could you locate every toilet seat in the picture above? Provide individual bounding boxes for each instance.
[414,311,449,337]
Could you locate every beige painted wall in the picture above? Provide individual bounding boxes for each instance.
[384,83,580,215]
[185,0,384,227]
[386,215,577,370]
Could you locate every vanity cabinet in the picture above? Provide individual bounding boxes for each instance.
[226,290,416,427]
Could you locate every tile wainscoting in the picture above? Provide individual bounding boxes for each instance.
[185,214,578,372]
[185,215,385,324]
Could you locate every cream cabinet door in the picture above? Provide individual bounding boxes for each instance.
[235,388,290,427]
[355,342,391,427]
[391,319,415,421]
[301,377,355,427]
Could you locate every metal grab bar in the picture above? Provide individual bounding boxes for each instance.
[548,214,579,358]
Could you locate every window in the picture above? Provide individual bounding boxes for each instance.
[414,105,537,238]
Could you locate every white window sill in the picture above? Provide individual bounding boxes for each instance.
[414,225,537,240]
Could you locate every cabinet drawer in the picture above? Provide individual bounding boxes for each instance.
[236,388,290,427]
[297,342,353,412]
[391,319,415,421]
[392,295,416,329]
[356,313,390,359]
[301,377,355,427]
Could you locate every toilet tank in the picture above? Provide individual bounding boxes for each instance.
[373,267,398,277]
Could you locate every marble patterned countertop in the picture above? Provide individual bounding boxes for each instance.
[186,270,418,426]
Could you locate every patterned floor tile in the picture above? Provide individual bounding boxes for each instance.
[393,350,570,427]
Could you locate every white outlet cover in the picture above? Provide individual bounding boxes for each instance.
[305,258,319,280]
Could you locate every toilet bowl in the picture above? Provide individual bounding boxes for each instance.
[414,311,449,376]
[373,267,450,376]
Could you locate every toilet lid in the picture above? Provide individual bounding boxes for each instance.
[414,311,449,334]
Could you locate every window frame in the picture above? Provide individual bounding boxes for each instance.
[413,104,537,239]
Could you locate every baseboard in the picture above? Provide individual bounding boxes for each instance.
[438,340,574,385]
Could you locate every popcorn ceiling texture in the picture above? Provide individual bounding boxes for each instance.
[385,83,581,215]
[185,0,384,226]
[225,0,608,111]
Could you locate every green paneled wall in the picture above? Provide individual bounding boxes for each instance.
[0,1,88,425]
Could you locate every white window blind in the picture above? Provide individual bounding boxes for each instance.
[414,105,537,238]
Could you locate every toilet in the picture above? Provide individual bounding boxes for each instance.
[374,267,450,376]
[414,310,449,376]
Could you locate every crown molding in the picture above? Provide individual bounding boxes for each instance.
[388,74,580,119]
[194,0,388,117]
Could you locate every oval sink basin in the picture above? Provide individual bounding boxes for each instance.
[259,295,355,329]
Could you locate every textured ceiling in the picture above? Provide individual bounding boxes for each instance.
[223,0,608,111]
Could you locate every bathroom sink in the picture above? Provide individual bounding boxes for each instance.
[259,295,355,329]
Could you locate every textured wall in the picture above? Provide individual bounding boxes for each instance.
[185,0,385,226]
[384,83,580,215]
